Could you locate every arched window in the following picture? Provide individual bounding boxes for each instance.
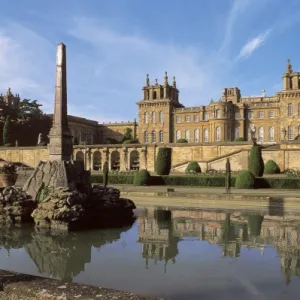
[152,111,156,123]
[203,112,208,121]
[288,126,293,140]
[268,126,274,142]
[151,131,156,143]
[194,129,199,143]
[176,130,181,141]
[144,112,149,124]
[203,128,209,142]
[185,130,190,142]
[159,111,164,123]
[235,127,240,139]
[216,109,221,119]
[288,103,293,117]
[216,126,221,141]
[144,131,148,143]
[258,127,264,142]
[159,130,163,143]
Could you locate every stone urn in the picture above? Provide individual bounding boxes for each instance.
[0,163,17,187]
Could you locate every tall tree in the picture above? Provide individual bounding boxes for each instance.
[3,116,13,146]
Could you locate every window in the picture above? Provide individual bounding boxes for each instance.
[235,127,240,139]
[194,129,199,143]
[203,128,209,142]
[193,115,199,122]
[159,130,163,143]
[176,116,181,123]
[248,111,253,120]
[298,125,300,136]
[268,126,274,141]
[258,111,264,119]
[235,111,240,119]
[258,127,264,142]
[144,131,148,143]
[185,130,190,142]
[216,109,221,119]
[185,115,191,122]
[153,91,157,99]
[268,111,274,118]
[152,111,156,123]
[151,131,156,143]
[288,103,293,117]
[288,126,293,140]
[144,112,149,124]
[298,103,300,116]
[248,127,252,141]
[203,112,208,121]
[176,130,181,141]
[159,111,164,123]
[216,126,221,141]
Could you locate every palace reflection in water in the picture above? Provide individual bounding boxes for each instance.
[0,206,300,287]
[137,207,300,284]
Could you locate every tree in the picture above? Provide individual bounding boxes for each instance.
[248,144,264,177]
[155,147,172,175]
[3,116,13,146]
[225,158,231,193]
[122,127,133,142]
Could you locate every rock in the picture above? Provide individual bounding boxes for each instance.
[0,186,36,225]
[31,185,136,231]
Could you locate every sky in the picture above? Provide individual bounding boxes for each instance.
[0,0,300,123]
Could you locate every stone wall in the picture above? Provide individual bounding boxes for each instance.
[1,142,300,173]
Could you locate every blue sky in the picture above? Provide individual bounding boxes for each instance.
[0,0,299,123]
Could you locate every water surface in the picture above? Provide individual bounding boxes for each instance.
[1,205,300,300]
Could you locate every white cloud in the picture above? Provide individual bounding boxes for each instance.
[237,29,272,60]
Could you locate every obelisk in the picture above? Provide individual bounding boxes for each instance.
[48,43,73,161]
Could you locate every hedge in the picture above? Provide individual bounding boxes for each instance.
[235,170,255,189]
[91,174,300,189]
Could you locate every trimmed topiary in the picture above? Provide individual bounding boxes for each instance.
[133,169,151,186]
[186,161,201,173]
[235,170,255,189]
[248,144,264,177]
[177,138,188,143]
[155,147,172,175]
[264,160,280,174]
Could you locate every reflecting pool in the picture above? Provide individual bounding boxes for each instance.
[1,205,300,300]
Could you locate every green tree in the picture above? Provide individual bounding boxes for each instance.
[248,144,264,177]
[122,127,133,142]
[155,147,172,175]
[3,116,13,146]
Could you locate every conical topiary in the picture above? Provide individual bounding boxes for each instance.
[248,144,264,177]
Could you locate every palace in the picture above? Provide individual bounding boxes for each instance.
[2,59,300,146]
[137,59,300,144]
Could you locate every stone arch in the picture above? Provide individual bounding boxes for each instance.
[92,151,102,171]
[75,151,84,161]
[130,150,139,171]
[111,150,120,170]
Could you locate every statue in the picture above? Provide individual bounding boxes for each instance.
[103,160,109,188]
[37,133,42,145]
[15,140,18,147]
[250,124,256,139]
[281,127,287,140]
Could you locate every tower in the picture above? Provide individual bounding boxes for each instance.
[282,59,300,90]
[137,72,184,144]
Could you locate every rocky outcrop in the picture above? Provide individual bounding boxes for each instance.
[32,185,136,231]
[0,187,36,225]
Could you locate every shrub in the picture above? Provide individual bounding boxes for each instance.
[264,160,280,174]
[155,147,172,175]
[176,138,188,143]
[0,163,16,174]
[3,116,13,146]
[234,137,246,142]
[235,170,255,189]
[133,169,151,186]
[186,161,201,173]
[248,144,264,177]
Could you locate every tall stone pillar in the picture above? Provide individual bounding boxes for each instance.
[48,43,73,161]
